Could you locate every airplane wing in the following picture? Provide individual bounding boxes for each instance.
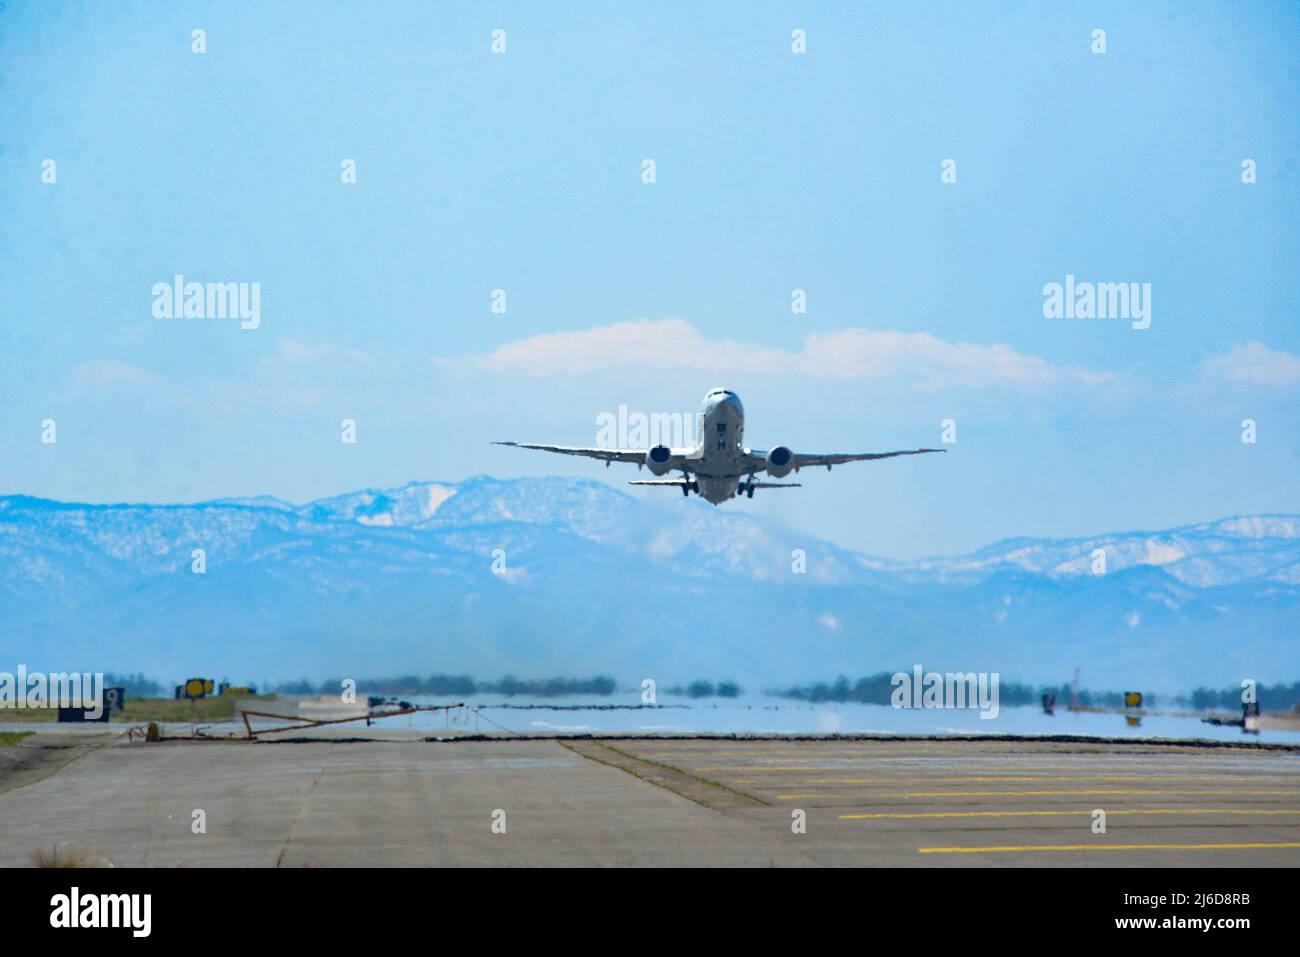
[493,441,691,470]
[626,479,802,487]
[742,447,945,473]
[629,478,801,497]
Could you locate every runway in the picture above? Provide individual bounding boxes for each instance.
[605,737,1300,866]
[2,730,1298,866]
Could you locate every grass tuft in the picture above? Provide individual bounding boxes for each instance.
[32,843,113,868]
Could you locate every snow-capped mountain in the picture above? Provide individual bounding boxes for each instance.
[1,478,1296,692]
[904,515,1300,588]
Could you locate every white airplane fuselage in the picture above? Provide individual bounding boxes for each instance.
[688,389,748,504]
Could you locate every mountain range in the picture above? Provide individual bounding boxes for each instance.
[2,477,1297,693]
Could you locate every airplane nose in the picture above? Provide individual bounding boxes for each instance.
[703,390,743,416]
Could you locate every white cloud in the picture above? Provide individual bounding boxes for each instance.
[71,359,164,388]
[273,338,374,367]
[452,318,1109,391]
[1203,341,1300,387]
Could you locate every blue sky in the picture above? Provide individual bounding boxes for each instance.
[2,1,1297,559]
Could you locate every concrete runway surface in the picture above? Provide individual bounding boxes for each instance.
[2,729,1299,867]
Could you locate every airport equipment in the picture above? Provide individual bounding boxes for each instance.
[1243,701,1261,733]
[1201,702,1263,734]
[177,678,214,700]
[56,705,110,723]
[105,687,125,716]
[237,702,465,739]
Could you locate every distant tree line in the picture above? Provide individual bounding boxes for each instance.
[1187,682,1300,712]
[266,674,746,699]
[270,674,618,697]
[771,673,1165,710]
[102,672,166,698]
[98,670,1300,712]
[665,680,742,699]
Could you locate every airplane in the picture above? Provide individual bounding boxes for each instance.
[494,388,945,505]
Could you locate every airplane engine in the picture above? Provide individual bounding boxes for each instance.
[766,446,795,478]
[645,444,674,476]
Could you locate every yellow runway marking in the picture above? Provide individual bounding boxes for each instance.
[694,766,856,772]
[777,788,1296,799]
[919,842,1300,854]
[697,766,1300,776]
[975,764,1299,772]
[795,774,1300,784]
[842,808,1300,820]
